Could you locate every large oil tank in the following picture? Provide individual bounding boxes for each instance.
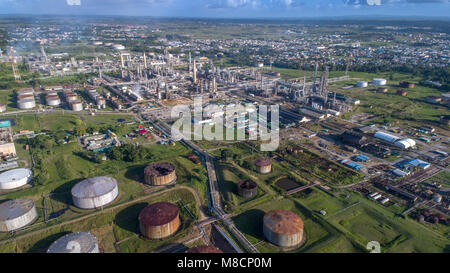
[17,94,34,100]
[186,245,223,253]
[71,176,119,209]
[372,78,387,86]
[144,163,177,186]
[70,100,83,111]
[237,179,258,198]
[0,199,37,232]
[139,202,180,239]
[46,95,61,106]
[17,99,36,109]
[263,210,304,248]
[65,93,78,102]
[47,232,99,253]
[0,168,33,190]
[355,81,368,88]
[254,158,271,174]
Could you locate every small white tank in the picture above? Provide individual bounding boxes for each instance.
[0,168,32,190]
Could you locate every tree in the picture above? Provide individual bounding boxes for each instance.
[221,149,233,160]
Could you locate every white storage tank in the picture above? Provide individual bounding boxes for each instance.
[372,78,387,86]
[46,95,61,106]
[0,168,32,190]
[71,176,119,209]
[70,100,83,111]
[17,98,36,109]
[0,199,37,232]
[47,232,99,253]
[17,89,34,96]
[355,81,368,87]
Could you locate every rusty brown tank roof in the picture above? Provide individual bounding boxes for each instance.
[255,158,271,167]
[238,179,257,190]
[144,162,175,177]
[139,202,179,226]
[264,210,303,235]
[186,245,223,253]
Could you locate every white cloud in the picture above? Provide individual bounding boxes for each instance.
[66,0,81,6]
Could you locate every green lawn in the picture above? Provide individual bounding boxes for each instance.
[329,74,448,127]
[232,198,342,253]
[0,188,198,253]
[328,198,449,253]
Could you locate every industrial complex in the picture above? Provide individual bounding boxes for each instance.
[0,14,448,256]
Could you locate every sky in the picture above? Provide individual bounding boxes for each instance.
[0,0,449,18]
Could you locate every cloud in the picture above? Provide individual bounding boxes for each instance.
[66,0,81,5]
[207,0,299,9]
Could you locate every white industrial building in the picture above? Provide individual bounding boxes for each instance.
[374,131,416,149]
[394,138,416,149]
[374,131,400,143]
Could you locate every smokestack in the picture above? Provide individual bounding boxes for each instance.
[120,53,125,69]
[193,59,197,84]
[143,52,147,69]
[313,62,318,93]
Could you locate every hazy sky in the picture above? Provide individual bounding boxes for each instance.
[0,0,449,18]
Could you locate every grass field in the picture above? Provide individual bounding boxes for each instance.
[0,188,198,253]
[328,197,450,253]
[232,198,348,253]
[0,112,208,231]
[424,171,450,188]
[328,73,448,127]
[1,113,135,133]
[216,162,267,211]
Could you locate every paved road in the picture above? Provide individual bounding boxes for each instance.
[146,118,259,253]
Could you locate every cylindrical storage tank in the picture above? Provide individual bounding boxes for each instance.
[47,232,99,253]
[263,210,304,248]
[144,163,177,186]
[17,99,36,109]
[0,103,6,113]
[66,94,78,102]
[237,179,258,198]
[186,245,223,253]
[46,95,61,106]
[71,176,119,209]
[433,193,442,203]
[139,202,180,239]
[17,89,34,96]
[377,87,388,93]
[0,199,37,232]
[400,82,415,88]
[372,78,387,86]
[0,168,32,190]
[17,94,34,100]
[255,158,271,174]
[355,81,368,87]
[70,100,83,111]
